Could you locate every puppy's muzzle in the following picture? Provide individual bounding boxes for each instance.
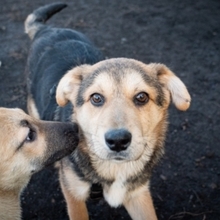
[105,129,132,152]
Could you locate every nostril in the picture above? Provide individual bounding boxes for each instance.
[105,129,132,152]
[106,139,115,146]
[121,138,130,146]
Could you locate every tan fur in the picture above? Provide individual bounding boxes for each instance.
[0,108,46,219]
[123,184,157,220]
[0,108,78,220]
[59,170,89,220]
[56,58,191,220]
[148,63,191,110]
[27,95,40,119]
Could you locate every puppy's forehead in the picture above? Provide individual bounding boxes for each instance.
[88,68,149,95]
[0,108,23,122]
[0,108,34,128]
[76,59,165,106]
[93,60,154,83]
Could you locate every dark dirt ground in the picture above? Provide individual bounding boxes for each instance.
[0,0,220,219]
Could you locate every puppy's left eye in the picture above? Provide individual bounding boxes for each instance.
[90,93,105,106]
[134,92,149,106]
[26,128,36,142]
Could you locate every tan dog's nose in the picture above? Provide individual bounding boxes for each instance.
[105,129,132,152]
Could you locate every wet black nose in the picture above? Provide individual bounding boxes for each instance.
[105,129,132,152]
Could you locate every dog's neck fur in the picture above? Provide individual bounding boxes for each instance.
[71,139,162,186]
[0,189,21,220]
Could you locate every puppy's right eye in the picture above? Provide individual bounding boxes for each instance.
[90,93,105,106]
[26,128,36,142]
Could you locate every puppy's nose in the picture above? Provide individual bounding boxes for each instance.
[105,129,132,152]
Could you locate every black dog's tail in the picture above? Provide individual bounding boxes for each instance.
[25,2,67,40]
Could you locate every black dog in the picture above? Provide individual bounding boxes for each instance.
[25,3,104,218]
[25,3,103,122]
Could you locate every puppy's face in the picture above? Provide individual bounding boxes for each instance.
[0,108,78,191]
[56,58,190,162]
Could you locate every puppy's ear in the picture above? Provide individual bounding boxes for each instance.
[56,65,91,107]
[149,63,191,111]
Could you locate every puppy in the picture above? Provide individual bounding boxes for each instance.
[25,3,191,220]
[0,107,78,220]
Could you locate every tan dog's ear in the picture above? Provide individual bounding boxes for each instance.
[149,63,191,111]
[56,65,91,107]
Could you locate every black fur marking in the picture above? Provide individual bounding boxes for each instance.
[32,3,67,24]
[69,148,112,185]
[89,184,103,200]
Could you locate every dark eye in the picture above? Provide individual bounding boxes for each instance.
[26,128,36,142]
[134,92,149,106]
[90,93,105,106]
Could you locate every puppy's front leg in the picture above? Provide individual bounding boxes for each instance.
[123,186,157,220]
[60,175,89,220]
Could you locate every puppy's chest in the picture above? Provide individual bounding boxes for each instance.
[70,153,128,204]
[102,176,129,207]
[89,176,129,207]
[70,151,150,205]
[89,177,127,205]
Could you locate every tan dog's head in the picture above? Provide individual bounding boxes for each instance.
[0,108,78,192]
[56,58,190,163]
